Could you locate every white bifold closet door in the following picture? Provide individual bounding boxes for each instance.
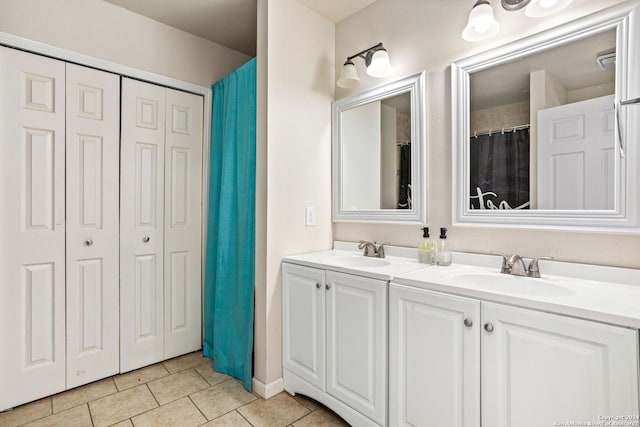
[163,88,203,359]
[0,47,67,411]
[120,78,202,372]
[0,49,121,410]
[65,64,120,388]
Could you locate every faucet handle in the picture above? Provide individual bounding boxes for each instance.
[358,240,376,257]
[491,251,510,274]
[528,256,554,278]
[358,240,371,248]
[374,242,388,258]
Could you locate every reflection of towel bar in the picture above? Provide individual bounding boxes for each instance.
[621,97,640,106]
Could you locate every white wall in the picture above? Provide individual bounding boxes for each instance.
[333,0,640,269]
[0,0,250,86]
[343,101,382,209]
[381,103,398,209]
[530,69,568,208]
[254,0,334,392]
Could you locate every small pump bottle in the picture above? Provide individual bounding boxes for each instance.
[435,227,452,266]
[418,227,435,264]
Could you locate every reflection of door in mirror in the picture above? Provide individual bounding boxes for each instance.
[341,92,411,210]
[538,95,615,210]
[468,29,616,210]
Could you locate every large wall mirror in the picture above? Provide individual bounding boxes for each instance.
[452,3,640,231]
[333,72,427,223]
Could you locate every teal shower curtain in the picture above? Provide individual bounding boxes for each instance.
[204,57,256,391]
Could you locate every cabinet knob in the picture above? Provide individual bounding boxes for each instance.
[484,323,494,333]
[325,284,330,290]
[463,318,473,328]
[316,282,321,289]
[84,238,93,246]
[143,236,150,243]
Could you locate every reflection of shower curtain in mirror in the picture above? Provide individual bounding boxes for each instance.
[398,143,411,209]
[469,129,529,209]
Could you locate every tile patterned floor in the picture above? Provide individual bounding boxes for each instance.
[0,352,350,427]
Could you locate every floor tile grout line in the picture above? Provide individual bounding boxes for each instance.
[288,406,314,426]
[108,384,162,426]
[235,409,255,427]
[187,394,209,424]
[114,365,171,393]
[86,402,96,427]
[53,380,121,415]
[145,383,161,409]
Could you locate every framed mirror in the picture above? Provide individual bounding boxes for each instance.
[332,71,427,223]
[452,3,640,232]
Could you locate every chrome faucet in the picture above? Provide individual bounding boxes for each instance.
[492,252,553,278]
[358,240,386,258]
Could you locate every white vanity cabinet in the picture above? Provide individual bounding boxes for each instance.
[389,283,640,427]
[482,302,639,427]
[388,284,480,427]
[283,262,387,427]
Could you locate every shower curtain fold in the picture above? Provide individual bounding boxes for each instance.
[204,57,256,391]
[469,128,530,210]
[398,143,411,209]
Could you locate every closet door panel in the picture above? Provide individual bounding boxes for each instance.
[0,47,66,411]
[164,89,203,358]
[120,78,166,372]
[65,64,120,388]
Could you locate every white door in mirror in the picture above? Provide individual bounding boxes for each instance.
[538,95,615,210]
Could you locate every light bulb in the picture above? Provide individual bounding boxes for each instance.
[475,19,490,34]
[539,0,557,8]
[462,0,500,41]
[366,50,393,78]
[525,0,571,17]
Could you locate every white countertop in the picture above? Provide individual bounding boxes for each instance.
[283,243,426,281]
[283,242,640,329]
[394,262,640,329]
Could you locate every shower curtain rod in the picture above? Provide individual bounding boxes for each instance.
[472,123,530,138]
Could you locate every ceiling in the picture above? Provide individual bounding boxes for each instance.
[104,0,258,56]
[103,0,376,57]
[471,29,616,110]
[297,0,376,23]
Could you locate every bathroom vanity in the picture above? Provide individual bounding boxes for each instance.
[282,243,640,427]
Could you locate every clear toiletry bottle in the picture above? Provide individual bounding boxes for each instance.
[418,227,435,264]
[435,227,452,266]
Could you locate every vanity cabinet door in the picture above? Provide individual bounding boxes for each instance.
[325,271,386,426]
[482,302,639,427]
[282,263,326,391]
[389,284,480,427]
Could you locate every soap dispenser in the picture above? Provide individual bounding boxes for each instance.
[418,227,435,264]
[435,227,452,266]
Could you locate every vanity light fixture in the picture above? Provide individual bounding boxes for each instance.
[525,0,573,17]
[337,42,394,88]
[462,0,500,42]
[463,0,572,42]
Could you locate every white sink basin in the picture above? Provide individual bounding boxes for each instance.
[329,256,391,268]
[450,271,574,297]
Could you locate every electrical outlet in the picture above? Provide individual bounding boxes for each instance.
[305,207,316,227]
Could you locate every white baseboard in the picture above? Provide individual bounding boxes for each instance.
[252,376,284,399]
